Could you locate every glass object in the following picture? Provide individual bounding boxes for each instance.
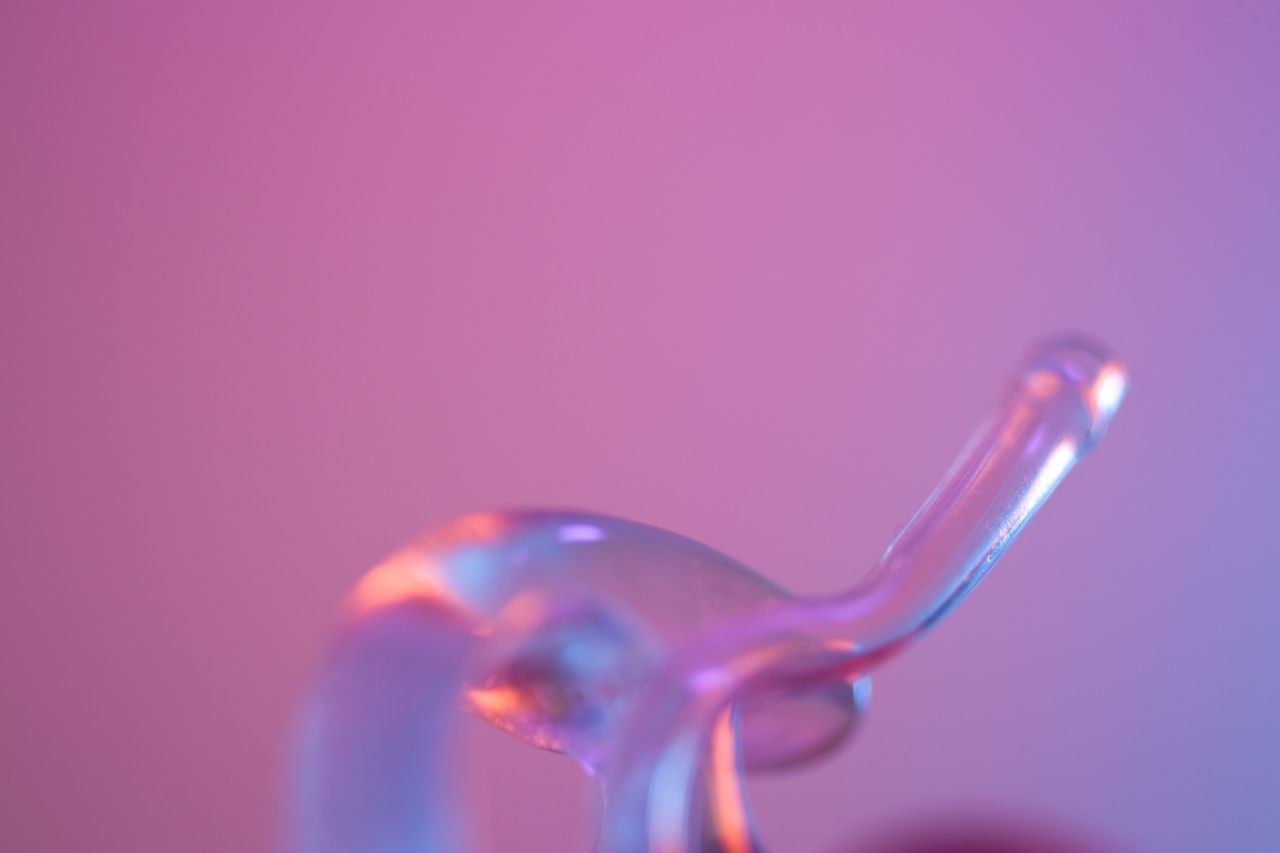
[293,337,1127,853]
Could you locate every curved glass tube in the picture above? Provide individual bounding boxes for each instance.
[292,336,1127,853]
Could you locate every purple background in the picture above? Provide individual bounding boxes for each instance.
[3,2,1278,851]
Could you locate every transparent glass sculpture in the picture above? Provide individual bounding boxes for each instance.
[293,337,1127,853]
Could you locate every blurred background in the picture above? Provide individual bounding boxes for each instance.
[3,2,1277,851]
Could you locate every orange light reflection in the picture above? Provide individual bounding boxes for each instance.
[707,707,753,853]
[347,548,463,618]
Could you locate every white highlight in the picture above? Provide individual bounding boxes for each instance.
[558,523,605,543]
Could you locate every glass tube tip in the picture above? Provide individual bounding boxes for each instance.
[1023,334,1128,447]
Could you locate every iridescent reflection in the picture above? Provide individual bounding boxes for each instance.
[294,337,1127,853]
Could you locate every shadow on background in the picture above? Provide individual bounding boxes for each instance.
[832,814,1134,853]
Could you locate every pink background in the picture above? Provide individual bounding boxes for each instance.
[3,2,1278,851]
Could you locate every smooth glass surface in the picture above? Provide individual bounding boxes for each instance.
[294,336,1127,853]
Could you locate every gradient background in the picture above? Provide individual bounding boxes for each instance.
[3,2,1278,851]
